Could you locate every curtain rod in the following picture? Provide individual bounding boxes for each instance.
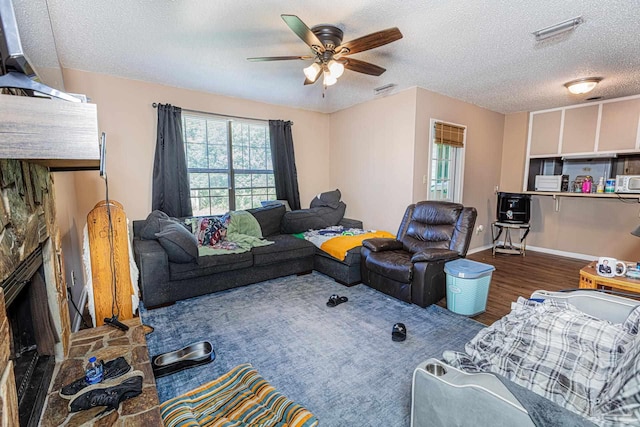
[151,103,292,125]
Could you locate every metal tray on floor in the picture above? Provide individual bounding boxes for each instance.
[151,341,215,378]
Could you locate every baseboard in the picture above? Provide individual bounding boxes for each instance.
[72,286,88,332]
[469,243,595,261]
[468,244,493,254]
[524,245,595,261]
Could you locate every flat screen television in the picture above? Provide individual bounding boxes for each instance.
[0,0,36,76]
[0,0,79,101]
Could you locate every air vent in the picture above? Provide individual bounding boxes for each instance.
[373,84,397,97]
[586,96,603,101]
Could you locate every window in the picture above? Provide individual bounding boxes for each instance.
[182,113,276,215]
[428,120,466,202]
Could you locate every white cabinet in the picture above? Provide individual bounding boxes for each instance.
[599,98,640,152]
[529,110,561,156]
[561,105,599,154]
[527,95,640,158]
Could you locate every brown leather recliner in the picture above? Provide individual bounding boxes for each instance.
[360,201,477,308]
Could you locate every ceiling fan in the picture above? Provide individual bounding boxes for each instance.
[247,14,403,86]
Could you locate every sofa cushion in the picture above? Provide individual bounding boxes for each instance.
[310,189,341,209]
[155,219,199,263]
[364,250,413,283]
[169,251,253,281]
[281,203,346,234]
[247,204,286,237]
[140,210,170,240]
[251,235,315,266]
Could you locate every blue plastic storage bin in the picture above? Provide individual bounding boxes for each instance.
[444,259,495,316]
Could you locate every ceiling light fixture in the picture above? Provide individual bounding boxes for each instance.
[327,60,344,79]
[303,63,321,82]
[532,16,584,41]
[323,71,337,86]
[564,77,603,95]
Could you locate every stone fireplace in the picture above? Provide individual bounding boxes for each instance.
[0,159,71,426]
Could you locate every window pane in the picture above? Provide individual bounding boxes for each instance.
[184,117,206,144]
[186,143,208,168]
[209,173,229,189]
[235,173,252,189]
[189,173,209,190]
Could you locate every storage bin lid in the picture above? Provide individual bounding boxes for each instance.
[444,259,495,279]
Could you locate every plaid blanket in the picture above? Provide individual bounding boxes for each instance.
[443,297,640,421]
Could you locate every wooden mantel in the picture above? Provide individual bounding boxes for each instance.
[0,94,100,171]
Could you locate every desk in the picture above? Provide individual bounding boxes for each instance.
[491,222,530,256]
[579,261,640,294]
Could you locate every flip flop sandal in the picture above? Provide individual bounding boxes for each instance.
[392,323,407,342]
[326,295,349,307]
[327,294,340,307]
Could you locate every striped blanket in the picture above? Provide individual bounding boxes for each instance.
[160,364,318,427]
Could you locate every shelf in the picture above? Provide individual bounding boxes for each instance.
[522,191,640,212]
[524,191,640,199]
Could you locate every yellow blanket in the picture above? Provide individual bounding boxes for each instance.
[320,230,395,261]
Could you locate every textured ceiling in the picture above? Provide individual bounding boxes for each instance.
[11,0,640,114]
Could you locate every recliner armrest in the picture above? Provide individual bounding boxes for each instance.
[411,249,459,263]
[362,238,403,252]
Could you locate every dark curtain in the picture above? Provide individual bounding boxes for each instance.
[152,103,192,217]
[269,120,301,210]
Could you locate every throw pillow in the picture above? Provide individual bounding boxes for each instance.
[191,216,228,246]
[155,219,198,263]
[310,189,341,209]
[139,210,169,240]
[281,203,346,234]
[247,204,286,237]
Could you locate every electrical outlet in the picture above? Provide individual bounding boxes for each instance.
[71,270,76,287]
[476,225,484,235]
[423,175,428,184]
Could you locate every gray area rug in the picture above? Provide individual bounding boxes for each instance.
[140,272,485,427]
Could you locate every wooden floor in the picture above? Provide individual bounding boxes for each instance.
[440,249,588,326]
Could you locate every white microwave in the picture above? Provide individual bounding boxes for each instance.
[535,175,565,191]
[616,175,640,193]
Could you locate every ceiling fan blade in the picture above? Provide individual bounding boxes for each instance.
[336,27,403,56]
[344,58,386,76]
[247,55,315,62]
[281,14,325,53]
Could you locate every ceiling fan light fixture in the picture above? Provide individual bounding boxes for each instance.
[323,71,337,86]
[303,62,321,82]
[328,60,344,79]
[564,77,602,94]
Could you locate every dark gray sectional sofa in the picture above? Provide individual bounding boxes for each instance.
[133,201,364,308]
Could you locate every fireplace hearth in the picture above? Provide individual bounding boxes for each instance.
[3,245,57,427]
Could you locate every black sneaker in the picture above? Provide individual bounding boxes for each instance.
[68,371,144,413]
[60,356,133,399]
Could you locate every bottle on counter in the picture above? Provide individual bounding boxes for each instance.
[582,176,592,193]
[85,357,104,385]
[596,177,605,193]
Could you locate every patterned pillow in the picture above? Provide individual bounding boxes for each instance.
[191,216,228,247]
